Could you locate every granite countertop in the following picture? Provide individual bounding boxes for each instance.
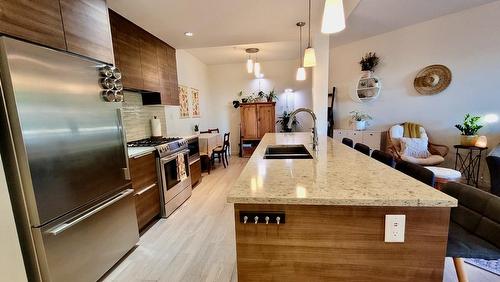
[227,133,457,207]
[127,147,155,158]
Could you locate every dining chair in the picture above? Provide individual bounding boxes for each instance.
[395,160,435,186]
[371,150,395,167]
[342,137,353,148]
[354,143,370,156]
[208,128,220,133]
[212,133,230,168]
[441,182,500,282]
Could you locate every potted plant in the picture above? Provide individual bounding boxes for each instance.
[455,114,483,146]
[276,111,299,132]
[257,90,265,101]
[359,52,380,78]
[265,89,278,102]
[193,124,199,134]
[350,111,372,131]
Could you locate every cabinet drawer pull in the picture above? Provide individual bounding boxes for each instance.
[136,183,157,195]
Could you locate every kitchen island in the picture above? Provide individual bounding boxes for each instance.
[227,133,457,282]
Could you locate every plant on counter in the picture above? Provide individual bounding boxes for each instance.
[455,114,483,146]
[265,89,278,102]
[350,111,373,131]
[193,124,199,133]
[276,111,300,132]
[359,52,380,75]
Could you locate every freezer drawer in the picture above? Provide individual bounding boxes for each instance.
[33,189,139,282]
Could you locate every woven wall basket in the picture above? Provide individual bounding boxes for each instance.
[414,64,452,95]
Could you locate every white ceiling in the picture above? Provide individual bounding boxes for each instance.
[108,0,497,65]
[107,0,328,49]
[331,0,498,46]
[186,41,299,65]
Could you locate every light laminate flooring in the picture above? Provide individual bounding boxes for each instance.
[103,156,498,282]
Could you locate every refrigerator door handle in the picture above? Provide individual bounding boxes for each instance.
[117,108,131,180]
[46,189,134,236]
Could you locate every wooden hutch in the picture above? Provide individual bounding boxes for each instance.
[239,102,276,157]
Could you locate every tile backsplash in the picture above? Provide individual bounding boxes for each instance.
[121,91,166,142]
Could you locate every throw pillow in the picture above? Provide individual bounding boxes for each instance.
[399,137,431,158]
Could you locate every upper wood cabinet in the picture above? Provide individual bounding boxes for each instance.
[109,9,179,105]
[59,0,114,63]
[0,0,114,63]
[139,32,160,92]
[0,0,66,50]
[240,102,276,140]
[109,10,143,90]
[156,40,179,105]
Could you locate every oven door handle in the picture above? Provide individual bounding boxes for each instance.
[160,149,190,164]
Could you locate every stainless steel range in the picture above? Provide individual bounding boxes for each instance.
[128,137,192,217]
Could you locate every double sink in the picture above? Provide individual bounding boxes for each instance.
[263,145,313,159]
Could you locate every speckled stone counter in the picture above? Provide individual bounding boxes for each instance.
[227,133,457,207]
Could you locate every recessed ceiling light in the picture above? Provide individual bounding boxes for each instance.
[184,32,194,37]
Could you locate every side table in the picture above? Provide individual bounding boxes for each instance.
[453,145,488,187]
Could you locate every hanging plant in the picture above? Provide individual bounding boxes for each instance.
[359,52,380,72]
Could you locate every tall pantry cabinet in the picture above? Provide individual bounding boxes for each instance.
[239,102,275,157]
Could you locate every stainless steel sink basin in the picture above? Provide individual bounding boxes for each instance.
[263,145,313,159]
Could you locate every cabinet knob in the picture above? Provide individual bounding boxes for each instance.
[265,216,270,224]
[254,216,259,224]
[276,216,281,225]
[243,216,248,224]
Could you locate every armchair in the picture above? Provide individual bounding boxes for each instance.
[387,123,449,166]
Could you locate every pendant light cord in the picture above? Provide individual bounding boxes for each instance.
[308,0,311,48]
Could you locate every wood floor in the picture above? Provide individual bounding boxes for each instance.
[103,156,499,282]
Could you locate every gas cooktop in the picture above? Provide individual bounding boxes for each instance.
[127,137,182,147]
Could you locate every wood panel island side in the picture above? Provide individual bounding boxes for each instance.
[227,133,457,282]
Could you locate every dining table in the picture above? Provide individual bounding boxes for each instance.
[198,133,223,156]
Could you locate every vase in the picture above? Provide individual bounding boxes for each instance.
[360,70,373,79]
[354,120,367,131]
[460,135,479,146]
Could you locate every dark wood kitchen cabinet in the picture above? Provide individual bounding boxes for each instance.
[140,33,160,92]
[109,10,144,90]
[129,152,161,231]
[0,0,66,50]
[190,159,202,187]
[156,41,179,105]
[59,0,114,63]
[0,0,114,64]
[109,9,179,105]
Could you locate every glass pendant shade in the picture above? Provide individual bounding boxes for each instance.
[296,67,306,81]
[321,0,346,34]
[246,58,253,73]
[254,62,261,78]
[303,47,316,67]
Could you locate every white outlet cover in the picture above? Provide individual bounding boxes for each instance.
[384,214,406,243]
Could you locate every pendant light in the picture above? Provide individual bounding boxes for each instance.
[303,0,316,67]
[321,0,345,34]
[245,48,260,75]
[246,55,253,73]
[296,22,306,81]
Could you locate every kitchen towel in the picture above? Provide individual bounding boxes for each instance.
[151,116,162,137]
[176,153,187,181]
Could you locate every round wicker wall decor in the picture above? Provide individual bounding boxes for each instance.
[414,64,452,95]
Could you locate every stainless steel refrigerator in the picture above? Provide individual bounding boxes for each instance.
[0,37,139,281]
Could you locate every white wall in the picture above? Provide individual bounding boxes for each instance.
[166,50,210,136]
[312,33,330,135]
[207,59,313,153]
[0,154,28,282]
[330,1,500,180]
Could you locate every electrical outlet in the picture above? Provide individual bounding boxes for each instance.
[384,215,405,243]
